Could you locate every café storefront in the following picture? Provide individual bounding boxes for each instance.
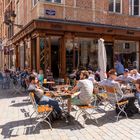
[12,18,140,78]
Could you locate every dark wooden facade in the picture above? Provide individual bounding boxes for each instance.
[12,18,140,78]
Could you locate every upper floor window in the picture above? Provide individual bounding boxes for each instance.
[109,0,122,13]
[130,0,140,15]
[33,0,38,6]
[45,0,61,3]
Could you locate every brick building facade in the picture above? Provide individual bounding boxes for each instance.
[0,0,3,70]
[1,0,140,77]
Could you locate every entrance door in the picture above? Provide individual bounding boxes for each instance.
[104,42,114,71]
[51,36,61,78]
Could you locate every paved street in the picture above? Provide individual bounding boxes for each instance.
[0,88,140,140]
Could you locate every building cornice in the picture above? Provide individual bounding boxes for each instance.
[12,17,140,44]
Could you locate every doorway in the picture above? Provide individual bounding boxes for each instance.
[51,37,60,78]
[104,42,114,72]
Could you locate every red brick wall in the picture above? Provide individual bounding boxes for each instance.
[65,0,74,7]
[95,0,140,28]
[76,0,92,9]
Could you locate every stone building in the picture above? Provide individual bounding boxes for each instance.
[1,0,140,77]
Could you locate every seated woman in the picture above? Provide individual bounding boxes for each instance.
[38,69,44,84]
[28,75,61,115]
[68,70,93,113]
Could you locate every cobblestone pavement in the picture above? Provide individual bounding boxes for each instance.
[0,88,140,140]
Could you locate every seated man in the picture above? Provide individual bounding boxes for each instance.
[116,69,134,84]
[68,70,93,113]
[28,75,61,115]
[132,69,140,80]
[99,69,123,99]
[99,69,138,116]
[99,69,136,102]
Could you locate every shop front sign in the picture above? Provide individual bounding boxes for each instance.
[45,9,56,16]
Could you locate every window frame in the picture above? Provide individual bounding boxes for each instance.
[32,0,38,7]
[109,0,122,13]
[130,0,140,16]
[45,0,62,3]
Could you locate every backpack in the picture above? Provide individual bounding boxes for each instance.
[48,109,62,122]
[116,96,138,117]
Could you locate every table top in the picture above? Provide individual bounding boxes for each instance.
[54,84,71,88]
[54,92,71,97]
[43,81,55,84]
[45,91,71,98]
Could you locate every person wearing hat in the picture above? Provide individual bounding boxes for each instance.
[116,68,135,84]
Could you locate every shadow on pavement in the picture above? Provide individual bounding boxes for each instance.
[84,109,140,127]
[0,88,28,99]
[0,115,84,139]
[10,102,31,107]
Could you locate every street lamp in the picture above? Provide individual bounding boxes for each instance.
[4,10,23,28]
[10,11,16,22]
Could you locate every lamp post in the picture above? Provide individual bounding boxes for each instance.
[3,10,23,69]
[4,10,23,28]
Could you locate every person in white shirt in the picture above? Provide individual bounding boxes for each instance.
[68,70,93,113]
[131,69,140,80]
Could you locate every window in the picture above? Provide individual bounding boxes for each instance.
[130,0,140,15]
[33,0,38,6]
[114,41,139,69]
[109,0,122,13]
[45,0,61,3]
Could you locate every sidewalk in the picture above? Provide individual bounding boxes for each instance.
[0,88,140,140]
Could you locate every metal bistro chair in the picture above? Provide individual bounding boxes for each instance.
[75,95,99,126]
[2,75,11,89]
[11,75,23,94]
[29,92,53,131]
[104,85,128,121]
[44,91,70,123]
[94,84,109,111]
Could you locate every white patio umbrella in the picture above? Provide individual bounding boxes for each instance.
[98,38,107,80]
